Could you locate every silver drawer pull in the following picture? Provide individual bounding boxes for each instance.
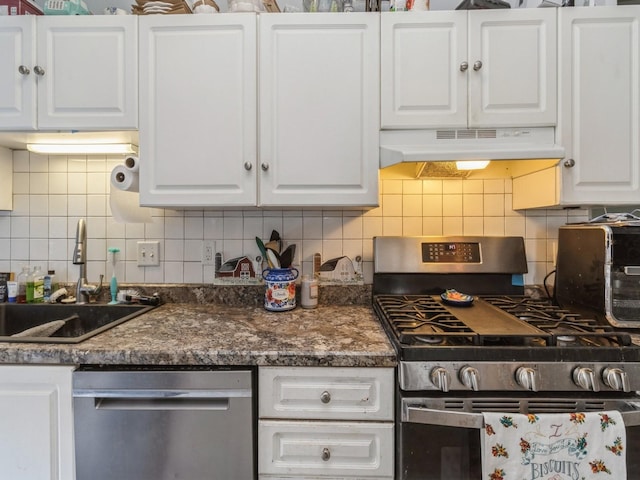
[624,266,640,276]
[320,391,331,404]
[321,447,331,461]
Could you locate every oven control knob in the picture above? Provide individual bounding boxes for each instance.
[430,367,450,392]
[459,366,479,391]
[572,367,600,392]
[602,367,631,392]
[515,367,538,392]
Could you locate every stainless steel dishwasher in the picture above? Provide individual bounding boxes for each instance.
[73,367,255,480]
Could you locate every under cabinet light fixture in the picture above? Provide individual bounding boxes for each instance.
[455,160,490,170]
[26,143,137,155]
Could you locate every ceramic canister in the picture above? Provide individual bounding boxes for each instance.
[263,268,299,312]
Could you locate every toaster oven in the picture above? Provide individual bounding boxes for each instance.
[556,223,640,329]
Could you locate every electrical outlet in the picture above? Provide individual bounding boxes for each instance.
[202,240,216,266]
[137,241,160,267]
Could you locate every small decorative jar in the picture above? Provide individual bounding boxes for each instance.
[300,275,318,309]
[263,267,299,312]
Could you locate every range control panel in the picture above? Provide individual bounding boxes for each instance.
[422,242,481,263]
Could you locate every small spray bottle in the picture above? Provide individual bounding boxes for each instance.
[108,247,120,304]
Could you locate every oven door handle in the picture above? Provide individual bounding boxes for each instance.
[404,406,640,429]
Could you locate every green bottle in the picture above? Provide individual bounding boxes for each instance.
[26,267,34,303]
[32,266,44,303]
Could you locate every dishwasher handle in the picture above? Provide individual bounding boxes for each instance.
[404,405,640,429]
[74,388,251,411]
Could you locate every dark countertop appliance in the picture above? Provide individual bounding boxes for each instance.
[372,235,640,480]
[556,221,640,329]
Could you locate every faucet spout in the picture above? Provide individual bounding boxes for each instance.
[73,218,86,266]
[74,219,103,304]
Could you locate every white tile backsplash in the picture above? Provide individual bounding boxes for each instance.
[1,152,591,285]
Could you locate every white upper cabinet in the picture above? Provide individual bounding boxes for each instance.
[259,14,380,207]
[139,14,257,207]
[513,6,640,209]
[557,6,640,206]
[381,9,557,129]
[0,16,35,130]
[0,16,137,131]
[140,13,379,208]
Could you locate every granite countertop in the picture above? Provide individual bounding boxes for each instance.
[0,303,397,368]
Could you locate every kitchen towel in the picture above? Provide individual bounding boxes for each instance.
[482,411,626,480]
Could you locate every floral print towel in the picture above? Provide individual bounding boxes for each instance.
[482,411,626,480]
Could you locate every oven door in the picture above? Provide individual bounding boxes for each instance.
[398,397,640,480]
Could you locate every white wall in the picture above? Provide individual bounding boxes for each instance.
[0,150,589,285]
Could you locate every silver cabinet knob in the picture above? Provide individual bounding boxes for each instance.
[261,162,269,171]
[473,60,483,71]
[603,367,630,392]
[459,62,468,72]
[321,448,331,461]
[515,367,538,392]
[459,366,479,391]
[572,367,599,392]
[563,158,575,168]
[18,65,30,75]
[34,65,45,76]
[430,367,450,393]
[243,162,253,171]
[320,391,331,404]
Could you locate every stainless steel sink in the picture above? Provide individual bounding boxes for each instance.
[0,304,156,343]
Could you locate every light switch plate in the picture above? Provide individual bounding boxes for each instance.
[137,241,160,267]
[202,240,216,266]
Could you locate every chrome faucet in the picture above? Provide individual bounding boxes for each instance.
[73,219,103,304]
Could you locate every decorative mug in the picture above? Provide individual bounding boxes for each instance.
[263,268,299,312]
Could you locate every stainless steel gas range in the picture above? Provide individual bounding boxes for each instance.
[372,236,640,480]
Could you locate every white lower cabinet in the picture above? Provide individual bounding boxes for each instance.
[0,365,75,480]
[258,366,394,479]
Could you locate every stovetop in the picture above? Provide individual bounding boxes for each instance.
[373,294,639,363]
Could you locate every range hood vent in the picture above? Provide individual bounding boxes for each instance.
[436,128,498,140]
[380,127,564,168]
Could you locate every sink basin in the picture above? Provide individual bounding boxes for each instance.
[0,304,156,343]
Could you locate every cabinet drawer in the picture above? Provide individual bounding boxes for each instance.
[259,367,394,421]
[259,420,394,478]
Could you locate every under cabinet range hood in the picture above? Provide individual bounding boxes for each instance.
[379,127,565,168]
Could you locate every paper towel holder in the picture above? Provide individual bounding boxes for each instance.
[27,143,138,155]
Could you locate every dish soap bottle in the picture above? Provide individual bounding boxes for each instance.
[31,266,44,303]
[25,267,35,303]
[16,266,29,304]
[44,270,57,302]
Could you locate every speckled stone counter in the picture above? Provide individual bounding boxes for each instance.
[0,303,396,368]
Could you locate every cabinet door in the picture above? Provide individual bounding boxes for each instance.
[259,366,394,421]
[36,16,137,130]
[558,6,640,205]
[259,420,394,478]
[468,9,557,128]
[381,11,467,129]
[0,16,36,130]
[0,365,75,480]
[259,13,379,207]
[139,15,257,207]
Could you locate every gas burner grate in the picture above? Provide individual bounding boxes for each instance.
[482,295,632,347]
[373,294,633,349]
[374,295,476,346]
